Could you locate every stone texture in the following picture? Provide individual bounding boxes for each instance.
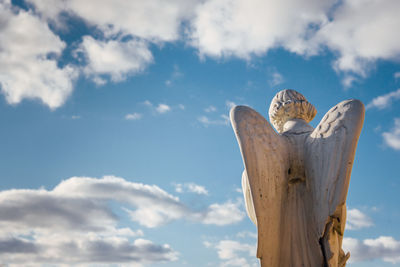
[230,89,364,267]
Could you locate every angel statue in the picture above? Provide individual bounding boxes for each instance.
[230,89,364,267]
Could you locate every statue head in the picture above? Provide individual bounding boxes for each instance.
[268,89,317,133]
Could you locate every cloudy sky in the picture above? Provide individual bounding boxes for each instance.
[0,0,400,266]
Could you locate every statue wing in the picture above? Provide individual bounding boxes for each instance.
[305,99,364,237]
[230,105,289,263]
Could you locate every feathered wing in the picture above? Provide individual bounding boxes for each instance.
[230,106,289,265]
[305,99,365,266]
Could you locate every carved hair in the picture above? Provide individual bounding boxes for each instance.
[268,89,317,133]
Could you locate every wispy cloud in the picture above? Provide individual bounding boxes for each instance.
[71,115,81,120]
[343,236,400,264]
[394,72,400,79]
[236,231,257,239]
[346,208,374,230]
[198,114,230,126]
[174,182,209,195]
[205,105,217,113]
[268,70,284,87]
[226,100,237,110]
[383,118,400,150]
[366,88,400,110]
[125,112,142,120]
[165,64,184,86]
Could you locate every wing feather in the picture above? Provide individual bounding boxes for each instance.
[230,105,289,264]
[305,99,364,231]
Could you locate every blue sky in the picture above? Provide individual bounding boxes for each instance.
[0,0,400,266]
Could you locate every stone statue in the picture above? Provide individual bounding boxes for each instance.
[230,89,364,267]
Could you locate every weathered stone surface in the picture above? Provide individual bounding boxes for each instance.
[230,89,364,267]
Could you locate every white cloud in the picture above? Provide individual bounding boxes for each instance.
[205,239,257,267]
[236,231,257,239]
[189,0,400,85]
[143,100,153,107]
[314,0,400,77]
[125,112,142,120]
[3,0,400,110]
[0,176,244,263]
[366,89,400,110]
[0,176,183,264]
[205,105,217,113]
[174,183,209,195]
[189,0,331,59]
[201,199,245,225]
[198,114,230,126]
[383,118,400,150]
[165,64,183,86]
[269,71,284,87]
[0,3,77,109]
[343,236,400,264]
[394,72,400,79]
[346,208,373,230]
[143,100,179,115]
[27,0,198,42]
[77,36,153,84]
[156,103,171,114]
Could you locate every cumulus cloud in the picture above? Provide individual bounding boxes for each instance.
[77,36,153,84]
[3,0,400,109]
[0,176,180,264]
[156,103,171,114]
[382,118,400,150]
[346,208,374,230]
[174,183,209,195]
[201,199,245,225]
[189,0,331,59]
[395,72,400,79]
[366,89,400,110]
[314,0,400,77]
[0,2,77,109]
[205,239,257,267]
[27,0,198,42]
[2,0,400,109]
[0,176,244,264]
[343,236,400,264]
[125,112,143,120]
[0,0,198,108]
[189,0,400,84]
